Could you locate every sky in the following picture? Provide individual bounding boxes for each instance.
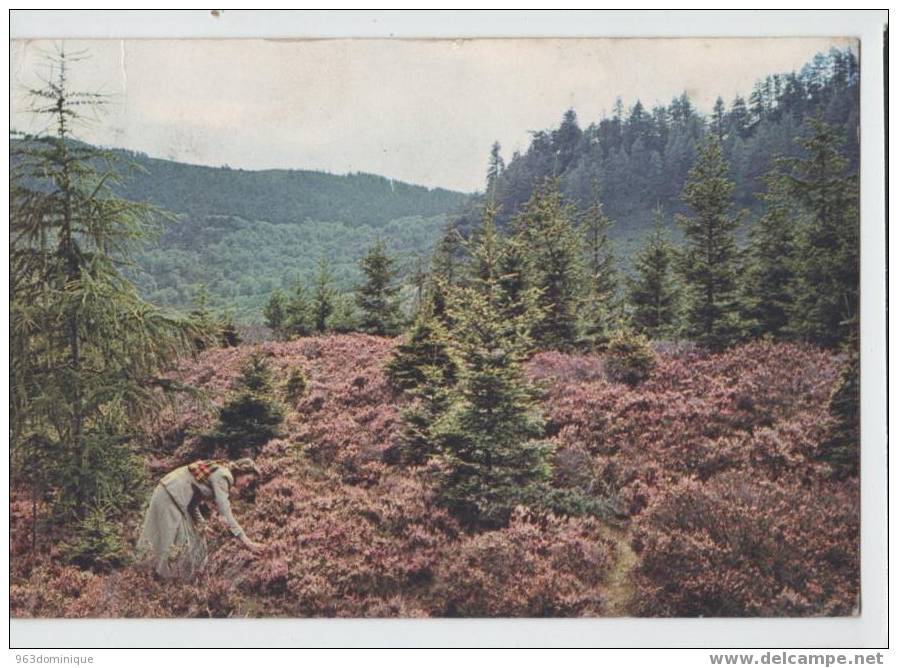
[9,37,856,193]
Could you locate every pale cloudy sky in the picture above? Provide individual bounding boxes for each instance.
[10,37,855,192]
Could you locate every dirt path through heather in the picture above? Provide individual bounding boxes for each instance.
[602,526,637,616]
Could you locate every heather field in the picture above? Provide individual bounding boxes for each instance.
[10,334,858,618]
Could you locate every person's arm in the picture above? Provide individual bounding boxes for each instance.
[209,472,261,551]
[190,502,205,526]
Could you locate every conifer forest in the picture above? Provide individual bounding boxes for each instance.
[10,43,861,618]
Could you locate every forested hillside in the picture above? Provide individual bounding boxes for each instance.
[473,48,858,251]
[105,151,467,319]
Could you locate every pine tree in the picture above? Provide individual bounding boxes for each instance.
[711,96,727,140]
[579,182,620,349]
[10,49,195,522]
[311,257,336,333]
[189,284,219,351]
[390,365,453,467]
[202,351,284,458]
[513,179,583,351]
[355,240,402,336]
[284,280,311,338]
[728,95,751,139]
[740,172,799,339]
[486,141,505,199]
[628,206,680,339]
[328,293,359,333]
[676,136,743,351]
[781,118,859,348]
[427,226,463,326]
[431,279,552,528]
[263,289,288,339]
[385,309,456,392]
[469,205,542,348]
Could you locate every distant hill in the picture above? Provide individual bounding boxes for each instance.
[114,152,466,228]
[90,151,469,321]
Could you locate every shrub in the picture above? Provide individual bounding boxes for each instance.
[284,366,308,404]
[604,329,657,386]
[432,508,615,616]
[63,505,129,573]
[630,473,859,616]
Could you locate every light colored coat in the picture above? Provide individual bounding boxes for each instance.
[136,465,246,580]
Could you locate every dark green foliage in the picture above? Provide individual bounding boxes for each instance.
[386,312,456,392]
[355,240,402,336]
[604,329,658,387]
[427,226,464,327]
[263,289,288,339]
[284,281,312,338]
[431,269,553,528]
[389,365,454,466]
[328,293,359,333]
[486,141,505,199]
[284,367,308,404]
[10,50,194,525]
[513,180,583,351]
[495,234,539,328]
[312,257,336,333]
[676,136,743,351]
[740,172,800,339]
[63,504,129,573]
[190,285,243,349]
[782,118,859,348]
[579,184,620,349]
[113,152,465,230]
[468,205,543,349]
[628,207,680,339]
[203,352,285,458]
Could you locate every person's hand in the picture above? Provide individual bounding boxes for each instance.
[240,536,265,554]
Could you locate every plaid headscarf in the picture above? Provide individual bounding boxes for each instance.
[187,459,227,484]
[187,458,260,484]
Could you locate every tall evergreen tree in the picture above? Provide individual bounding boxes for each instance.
[10,50,194,523]
[311,257,336,333]
[781,118,859,348]
[628,206,680,339]
[355,239,402,336]
[740,171,799,339]
[513,179,583,351]
[711,96,727,140]
[728,95,751,139]
[469,205,542,348]
[431,271,552,528]
[486,141,505,199]
[427,226,463,326]
[201,351,284,458]
[579,182,620,348]
[386,308,456,393]
[676,136,743,350]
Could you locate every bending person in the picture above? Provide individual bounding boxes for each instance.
[137,457,264,580]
